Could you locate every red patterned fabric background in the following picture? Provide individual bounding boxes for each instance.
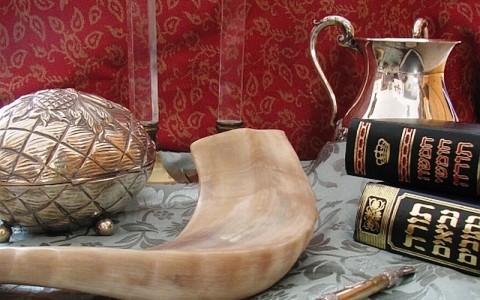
[1,0,479,159]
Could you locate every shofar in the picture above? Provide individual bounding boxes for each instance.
[0,129,318,299]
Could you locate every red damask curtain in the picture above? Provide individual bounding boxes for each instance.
[0,1,129,107]
[1,1,479,159]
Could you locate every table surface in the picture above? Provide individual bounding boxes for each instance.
[0,141,478,299]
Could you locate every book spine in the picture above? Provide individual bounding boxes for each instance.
[354,182,480,276]
[345,118,480,197]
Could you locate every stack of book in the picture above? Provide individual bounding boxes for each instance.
[345,118,480,276]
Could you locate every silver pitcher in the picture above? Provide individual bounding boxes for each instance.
[310,16,460,140]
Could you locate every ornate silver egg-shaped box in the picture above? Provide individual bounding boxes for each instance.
[0,88,156,236]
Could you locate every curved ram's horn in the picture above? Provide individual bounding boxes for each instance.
[0,129,317,300]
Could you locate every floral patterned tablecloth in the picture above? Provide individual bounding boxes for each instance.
[1,142,479,299]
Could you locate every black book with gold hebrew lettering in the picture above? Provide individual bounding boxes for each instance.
[345,118,480,197]
[354,182,480,276]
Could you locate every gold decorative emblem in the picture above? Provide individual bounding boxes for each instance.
[362,196,387,234]
[374,138,390,166]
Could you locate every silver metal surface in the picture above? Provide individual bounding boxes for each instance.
[310,16,459,141]
[0,88,156,234]
[315,265,416,300]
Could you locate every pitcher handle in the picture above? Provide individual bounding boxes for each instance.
[309,15,356,127]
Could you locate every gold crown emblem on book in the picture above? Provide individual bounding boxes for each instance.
[374,138,390,166]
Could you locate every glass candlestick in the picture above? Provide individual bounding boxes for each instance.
[216,0,246,132]
[127,0,176,183]
[127,0,159,144]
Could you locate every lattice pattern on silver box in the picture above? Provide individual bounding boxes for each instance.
[0,89,156,232]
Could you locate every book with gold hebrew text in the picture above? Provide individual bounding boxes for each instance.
[345,118,480,197]
[354,182,480,276]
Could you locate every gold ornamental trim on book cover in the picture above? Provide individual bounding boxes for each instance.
[352,120,371,176]
[354,184,399,249]
[398,128,416,182]
[355,182,480,276]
